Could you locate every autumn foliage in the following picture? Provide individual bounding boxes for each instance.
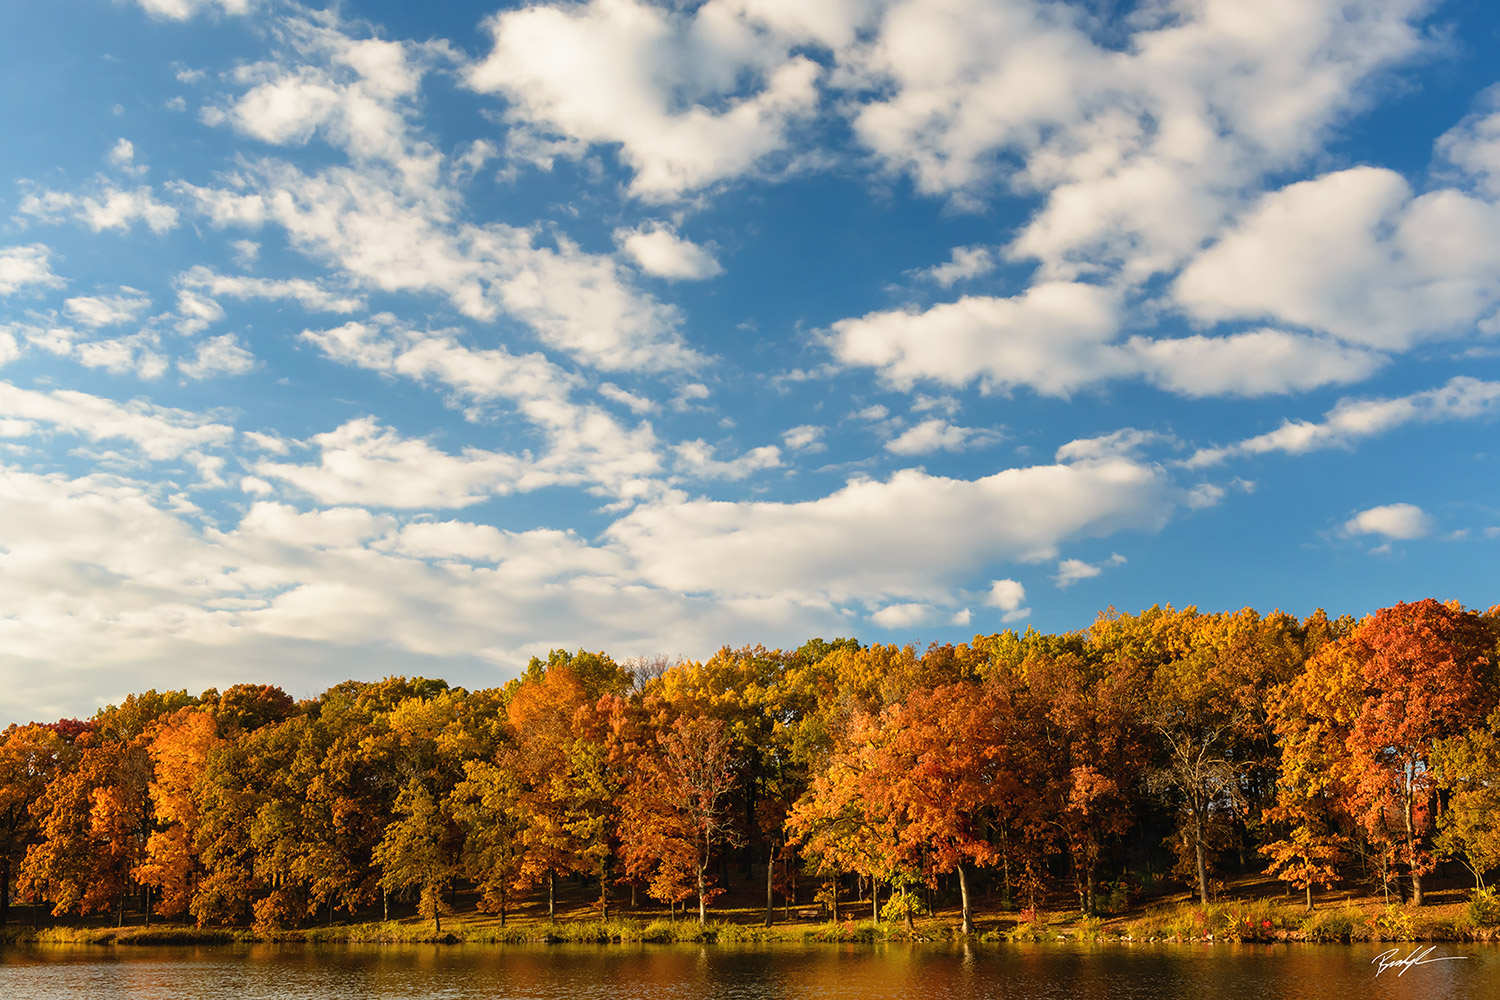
[2,600,1497,930]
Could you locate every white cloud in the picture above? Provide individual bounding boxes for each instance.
[918,246,997,288]
[468,0,827,199]
[598,382,656,415]
[1438,84,1500,197]
[201,160,700,372]
[179,333,257,380]
[299,320,664,499]
[869,602,933,628]
[1056,428,1171,463]
[0,245,64,296]
[1343,503,1432,541]
[850,0,1431,280]
[176,265,364,313]
[1187,376,1500,467]
[782,424,824,451]
[607,457,1173,604]
[832,284,1385,398]
[984,578,1025,612]
[0,383,232,462]
[1053,552,1125,588]
[135,0,251,19]
[75,334,169,380]
[19,184,179,234]
[830,282,1122,395]
[107,138,146,177]
[1130,329,1385,397]
[616,222,724,280]
[674,440,782,481]
[671,382,711,411]
[255,417,543,508]
[64,288,152,328]
[1174,167,1500,349]
[884,418,1001,455]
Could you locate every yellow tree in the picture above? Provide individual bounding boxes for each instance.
[134,707,221,919]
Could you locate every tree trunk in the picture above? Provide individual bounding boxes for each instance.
[434,904,441,935]
[383,885,388,922]
[872,880,879,923]
[1193,803,1210,906]
[1085,865,1096,917]
[831,877,839,923]
[784,854,791,921]
[698,865,708,926]
[904,887,914,933]
[1406,785,1424,906]
[957,862,973,935]
[601,872,609,920]
[548,870,555,921]
[765,847,775,926]
[1306,882,1313,911]
[143,885,150,927]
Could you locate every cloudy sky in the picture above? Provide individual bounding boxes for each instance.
[2,0,1498,723]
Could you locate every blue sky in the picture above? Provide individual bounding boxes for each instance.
[2,0,1499,723]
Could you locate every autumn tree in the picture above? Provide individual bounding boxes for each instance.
[1342,600,1497,905]
[625,714,740,924]
[373,779,457,933]
[0,723,72,925]
[134,707,221,918]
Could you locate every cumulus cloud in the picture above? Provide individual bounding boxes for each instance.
[1174,167,1500,349]
[918,245,997,287]
[255,417,545,508]
[830,282,1122,395]
[0,382,232,462]
[782,424,824,451]
[179,333,257,380]
[1343,502,1432,541]
[468,0,829,199]
[176,265,364,313]
[0,245,64,296]
[299,319,662,499]
[607,457,1173,604]
[135,0,251,19]
[674,439,782,481]
[1437,84,1500,197]
[1053,553,1125,588]
[983,578,1030,622]
[1187,376,1500,467]
[616,223,723,280]
[64,288,152,328]
[19,183,179,234]
[833,286,1376,397]
[851,0,1431,279]
[884,418,1001,455]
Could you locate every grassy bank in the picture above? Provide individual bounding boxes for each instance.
[6,878,1500,947]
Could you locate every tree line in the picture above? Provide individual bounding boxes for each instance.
[2,599,1498,934]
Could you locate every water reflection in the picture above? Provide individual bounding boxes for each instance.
[1,942,1497,1000]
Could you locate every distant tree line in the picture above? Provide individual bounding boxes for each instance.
[2,599,1498,934]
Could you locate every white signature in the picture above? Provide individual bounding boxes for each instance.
[1372,946,1469,977]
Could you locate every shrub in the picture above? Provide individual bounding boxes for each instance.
[1301,906,1357,942]
[1464,887,1500,929]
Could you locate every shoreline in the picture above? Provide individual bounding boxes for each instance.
[4,896,1499,948]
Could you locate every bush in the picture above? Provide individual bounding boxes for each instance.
[1371,904,1414,941]
[1464,887,1500,929]
[1301,906,1358,942]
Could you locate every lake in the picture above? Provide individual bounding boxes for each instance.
[0,941,1494,998]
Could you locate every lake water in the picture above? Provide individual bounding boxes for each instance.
[1,941,1494,999]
